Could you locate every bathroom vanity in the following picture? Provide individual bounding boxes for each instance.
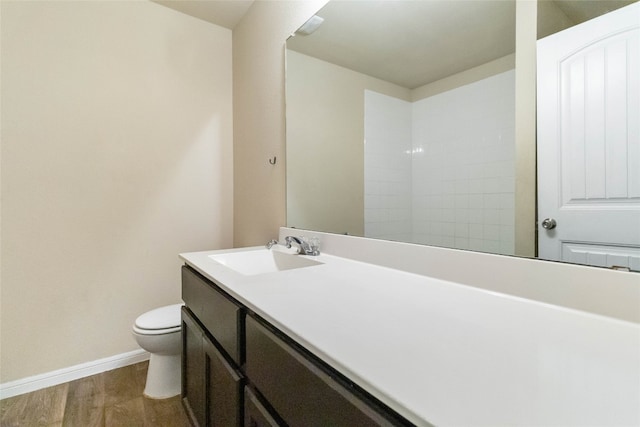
[181,264,405,427]
[180,228,640,427]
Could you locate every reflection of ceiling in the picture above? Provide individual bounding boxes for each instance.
[151,0,638,88]
[287,0,637,89]
[287,1,516,89]
[151,0,254,29]
[538,0,638,38]
[555,0,636,23]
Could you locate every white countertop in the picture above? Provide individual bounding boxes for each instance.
[180,246,640,426]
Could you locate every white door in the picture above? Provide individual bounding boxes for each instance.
[537,2,640,270]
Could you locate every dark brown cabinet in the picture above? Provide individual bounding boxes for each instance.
[182,266,245,427]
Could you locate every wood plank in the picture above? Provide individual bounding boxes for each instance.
[1,362,189,427]
[103,365,144,407]
[61,373,105,427]
[0,383,68,426]
[142,396,190,427]
[1,391,30,427]
[135,361,149,390]
[104,397,146,427]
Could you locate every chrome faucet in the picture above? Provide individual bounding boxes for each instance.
[284,236,320,256]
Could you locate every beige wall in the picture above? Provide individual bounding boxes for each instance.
[232,0,328,247]
[0,1,233,383]
[514,0,537,257]
[286,50,410,236]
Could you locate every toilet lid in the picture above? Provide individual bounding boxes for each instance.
[135,303,183,330]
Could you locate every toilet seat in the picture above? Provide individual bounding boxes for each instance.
[134,303,183,335]
[133,325,181,335]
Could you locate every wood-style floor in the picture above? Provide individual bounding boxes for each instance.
[0,361,190,427]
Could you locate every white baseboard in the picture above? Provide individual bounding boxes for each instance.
[0,349,150,400]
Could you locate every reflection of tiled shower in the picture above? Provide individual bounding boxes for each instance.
[364,70,516,255]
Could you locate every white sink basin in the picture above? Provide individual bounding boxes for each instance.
[209,249,323,276]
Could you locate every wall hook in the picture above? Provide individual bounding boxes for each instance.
[268,156,277,165]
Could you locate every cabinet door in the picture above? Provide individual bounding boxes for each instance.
[182,307,206,427]
[204,336,245,427]
[244,387,282,427]
[245,316,399,427]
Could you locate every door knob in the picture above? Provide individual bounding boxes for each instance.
[541,218,557,230]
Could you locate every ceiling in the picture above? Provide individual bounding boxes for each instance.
[152,0,254,29]
[152,0,638,89]
[288,0,516,89]
[554,0,637,23]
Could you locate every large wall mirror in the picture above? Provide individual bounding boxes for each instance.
[286,0,639,270]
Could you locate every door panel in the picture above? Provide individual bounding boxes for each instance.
[562,243,640,270]
[537,2,640,269]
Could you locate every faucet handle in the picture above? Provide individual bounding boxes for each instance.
[303,236,321,256]
[282,236,321,255]
[265,239,279,249]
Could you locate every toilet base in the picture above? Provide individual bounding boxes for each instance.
[143,353,181,399]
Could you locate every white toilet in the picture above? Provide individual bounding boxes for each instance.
[132,303,183,399]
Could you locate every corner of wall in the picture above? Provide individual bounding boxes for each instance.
[232,1,328,248]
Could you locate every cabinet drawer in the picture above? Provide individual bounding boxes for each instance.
[182,265,244,365]
[245,316,398,427]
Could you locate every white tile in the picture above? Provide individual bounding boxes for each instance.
[483,239,501,253]
[468,208,484,224]
[469,238,484,251]
[442,195,456,208]
[455,223,469,238]
[365,69,515,243]
[469,179,484,194]
[499,209,515,226]
[500,193,515,209]
[484,194,502,209]
[455,194,469,209]
[442,209,455,222]
[500,225,515,244]
[469,223,484,239]
[455,208,470,223]
[483,209,501,225]
[483,224,501,240]
[455,179,469,194]
[496,177,515,193]
[468,194,484,209]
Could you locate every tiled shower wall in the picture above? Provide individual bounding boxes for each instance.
[364,70,516,254]
[364,91,413,241]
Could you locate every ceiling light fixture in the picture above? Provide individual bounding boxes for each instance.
[295,15,324,36]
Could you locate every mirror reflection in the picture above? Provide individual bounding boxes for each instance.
[286,0,639,269]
